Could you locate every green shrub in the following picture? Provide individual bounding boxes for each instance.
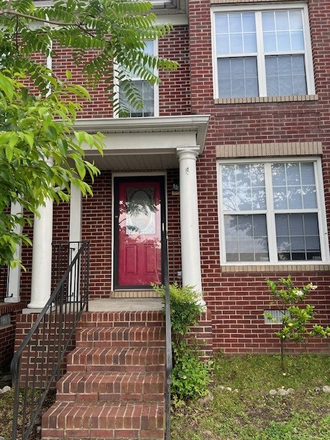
[152,283,203,341]
[172,339,211,403]
[265,276,330,372]
[152,283,211,403]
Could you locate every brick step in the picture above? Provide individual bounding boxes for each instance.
[42,310,167,440]
[57,371,165,402]
[42,401,164,439]
[76,326,165,348]
[78,311,164,328]
[67,347,165,372]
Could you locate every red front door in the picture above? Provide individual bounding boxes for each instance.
[114,177,164,289]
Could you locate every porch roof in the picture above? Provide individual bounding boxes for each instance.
[74,115,210,171]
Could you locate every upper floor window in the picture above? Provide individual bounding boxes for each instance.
[117,40,158,118]
[212,4,315,99]
[218,159,329,264]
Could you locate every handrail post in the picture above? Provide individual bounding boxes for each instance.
[11,356,21,439]
[164,236,172,440]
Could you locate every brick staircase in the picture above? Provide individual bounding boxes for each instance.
[42,310,166,440]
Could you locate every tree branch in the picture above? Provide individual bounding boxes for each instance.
[0,8,96,38]
[0,8,79,28]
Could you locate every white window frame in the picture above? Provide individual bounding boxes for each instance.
[217,157,329,266]
[211,3,315,99]
[114,39,159,118]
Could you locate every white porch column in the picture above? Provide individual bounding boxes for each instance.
[28,198,53,310]
[68,184,82,301]
[5,203,23,303]
[177,148,204,304]
[70,183,82,244]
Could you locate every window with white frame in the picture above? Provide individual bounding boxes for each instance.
[212,4,314,99]
[118,40,158,117]
[218,159,328,264]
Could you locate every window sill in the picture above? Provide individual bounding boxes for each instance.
[221,263,330,273]
[214,95,318,105]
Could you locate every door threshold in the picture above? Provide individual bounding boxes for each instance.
[88,297,163,312]
[111,290,161,299]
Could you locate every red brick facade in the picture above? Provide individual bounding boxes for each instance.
[14,313,76,387]
[0,303,27,369]
[7,0,330,364]
[188,0,330,353]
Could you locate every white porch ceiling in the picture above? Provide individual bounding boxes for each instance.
[74,115,210,171]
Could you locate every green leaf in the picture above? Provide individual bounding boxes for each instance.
[57,138,68,156]
[73,156,86,179]
[45,125,58,141]
[0,0,177,266]
[5,144,14,161]
[0,73,14,101]
[17,131,34,148]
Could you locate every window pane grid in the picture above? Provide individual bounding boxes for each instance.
[215,12,257,56]
[266,55,307,96]
[119,80,154,117]
[224,214,269,262]
[222,164,266,211]
[220,161,323,263]
[118,40,155,117]
[276,213,321,261]
[272,162,317,210]
[218,57,258,98]
[214,7,311,98]
[262,10,305,53]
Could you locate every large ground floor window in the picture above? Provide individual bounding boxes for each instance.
[218,158,329,264]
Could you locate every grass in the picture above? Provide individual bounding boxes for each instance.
[0,373,56,440]
[171,353,330,440]
[0,387,16,440]
[1,354,330,439]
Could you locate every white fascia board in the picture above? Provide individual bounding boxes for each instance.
[34,1,53,5]
[34,1,187,25]
[101,131,197,152]
[74,115,210,153]
[156,14,188,26]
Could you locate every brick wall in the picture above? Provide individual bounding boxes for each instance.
[0,303,26,369]
[167,169,182,284]
[51,26,191,119]
[13,309,213,386]
[13,1,330,356]
[190,309,214,359]
[53,202,70,242]
[51,44,114,119]
[159,26,191,116]
[82,172,112,298]
[14,313,76,388]
[188,0,330,353]
[16,170,182,302]
[79,170,181,298]
[18,202,70,305]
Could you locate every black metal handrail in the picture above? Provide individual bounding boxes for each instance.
[164,237,172,440]
[10,241,90,440]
